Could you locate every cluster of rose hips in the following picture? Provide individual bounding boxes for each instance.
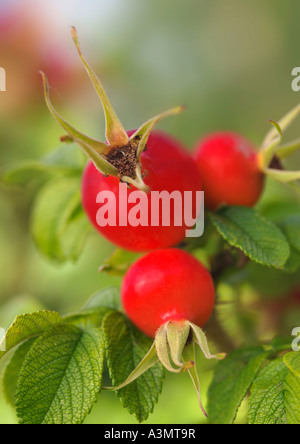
[41,28,300,414]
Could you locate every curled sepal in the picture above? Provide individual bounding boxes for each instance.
[71,27,128,147]
[262,104,300,147]
[183,343,208,417]
[264,168,300,183]
[155,321,193,373]
[166,320,192,368]
[102,342,159,391]
[259,120,282,170]
[103,320,225,417]
[189,322,227,361]
[155,323,183,372]
[131,106,185,161]
[276,138,300,160]
[40,72,118,177]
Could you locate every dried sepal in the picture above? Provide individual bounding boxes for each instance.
[40,71,118,177]
[71,26,128,148]
[131,106,185,161]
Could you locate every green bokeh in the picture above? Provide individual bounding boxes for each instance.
[0,0,300,424]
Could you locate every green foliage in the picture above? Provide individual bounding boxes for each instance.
[83,287,121,311]
[103,311,164,423]
[0,311,62,360]
[31,177,91,263]
[284,351,300,378]
[99,249,141,276]
[210,206,290,269]
[0,289,165,424]
[1,144,90,265]
[0,145,84,189]
[2,339,36,407]
[16,324,104,424]
[208,347,268,424]
[208,345,300,425]
[248,359,291,424]
[1,142,300,425]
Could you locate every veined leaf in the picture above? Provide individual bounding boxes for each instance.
[283,352,300,379]
[208,347,268,424]
[248,358,292,424]
[63,307,113,329]
[210,206,290,269]
[16,324,104,424]
[284,369,300,424]
[0,311,61,360]
[103,311,164,423]
[2,339,35,406]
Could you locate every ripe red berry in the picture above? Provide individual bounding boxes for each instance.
[121,248,215,337]
[82,131,202,252]
[194,132,265,210]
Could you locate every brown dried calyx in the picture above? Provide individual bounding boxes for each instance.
[106,143,139,180]
[41,27,184,192]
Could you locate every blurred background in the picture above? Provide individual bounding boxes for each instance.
[0,0,300,424]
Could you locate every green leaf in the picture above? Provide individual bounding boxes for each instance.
[16,323,104,424]
[103,311,164,422]
[282,246,300,273]
[2,339,35,407]
[84,287,121,311]
[210,206,290,268]
[248,358,289,424]
[1,145,84,189]
[284,368,300,424]
[283,352,300,424]
[1,162,63,188]
[215,283,260,347]
[63,288,121,329]
[0,311,62,360]
[61,211,92,261]
[31,177,90,262]
[99,249,141,276]
[271,336,294,353]
[283,352,300,379]
[42,144,86,170]
[208,347,268,424]
[282,216,300,253]
[63,307,113,329]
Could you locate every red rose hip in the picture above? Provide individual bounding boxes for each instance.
[82,131,202,252]
[194,132,265,210]
[122,248,215,337]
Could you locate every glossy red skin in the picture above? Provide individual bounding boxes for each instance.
[122,249,215,337]
[194,132,264,210]
[82,131,202,252]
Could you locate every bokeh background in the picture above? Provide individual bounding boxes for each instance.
[0,0,300,424]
